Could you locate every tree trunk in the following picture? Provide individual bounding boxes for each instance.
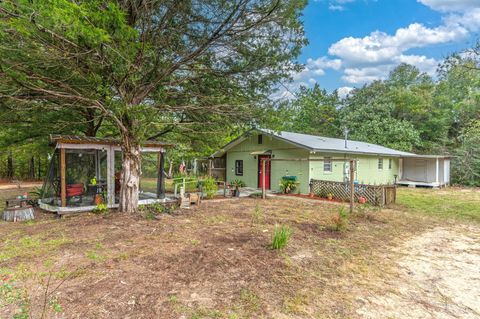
[168,160,173,178]
[29,156,35,180]
[119,136,141,213]
[37,156,41,180]
[7,152,13,180]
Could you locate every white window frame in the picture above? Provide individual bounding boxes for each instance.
[378,158,383,170]
[324,157,332,173]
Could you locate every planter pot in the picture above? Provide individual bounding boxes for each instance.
[308,192,314,198]
[234,188,240,197]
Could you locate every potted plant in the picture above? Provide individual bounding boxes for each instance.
[279,176,299,194]
[230,179,246,197]
[327,193,333,200]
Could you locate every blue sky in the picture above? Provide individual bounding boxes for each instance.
[278,0,480,99]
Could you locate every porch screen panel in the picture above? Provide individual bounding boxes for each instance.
[139,152,158,199]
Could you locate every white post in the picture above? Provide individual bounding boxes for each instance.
[107,146,115,206]
[399,158,403,180]
[435,157,439,185]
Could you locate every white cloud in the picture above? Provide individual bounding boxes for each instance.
[444,8,480,32]
[274,0,479,98]
[337,86,354,99]
[323,0,356,11]
[329,4,346,11]
[328,22,468,66]
[418,0,480,12]
[342,65,392,84]
[394,55,439,75]
[325,4,480,85]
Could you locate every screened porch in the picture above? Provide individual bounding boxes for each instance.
[39,135,173,214]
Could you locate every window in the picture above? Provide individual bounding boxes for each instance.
[324,157,332,172]
[378,158,383,170]
[258,134,263,144]
[235,160,243,176]
[388,159,392,169]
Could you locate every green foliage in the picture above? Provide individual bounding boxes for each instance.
[282,84,341,137]
[279,177,299,194]
[0,276,30,319]
[396,188,480,222]
[201,177,218,199]
[138,202,170,220]
[329,207,349,232]
[92,203,109,216]
[452,120,480,186]
[271,225,293,250]
[230,179,246,188]
[0,0,308,193]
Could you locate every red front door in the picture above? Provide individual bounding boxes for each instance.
[258,155,271,189]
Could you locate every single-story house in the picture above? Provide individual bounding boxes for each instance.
[210,129,451,193]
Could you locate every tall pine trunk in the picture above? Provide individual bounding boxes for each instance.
[7,151,13,180]
[29,156,35,180]
[119,135,141,213]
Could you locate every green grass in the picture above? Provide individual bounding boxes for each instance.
[396,187,480,222]
[271,225,293,250]
[140,177,198,193]
[0,235,70,262]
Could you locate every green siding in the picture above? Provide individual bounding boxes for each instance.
[225,133,401,194]
[309,153,399,185]
[226,133,310,193]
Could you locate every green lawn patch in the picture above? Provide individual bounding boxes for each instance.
[396,187,480,222]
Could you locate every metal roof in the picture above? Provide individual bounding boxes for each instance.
[260,129,415,156]
[50,135,174,148]
[212,129,449,158]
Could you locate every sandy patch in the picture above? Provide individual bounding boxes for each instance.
[357,226,480,319]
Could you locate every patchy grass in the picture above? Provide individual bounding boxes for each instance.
[0,187,478,318]
[0,235,70,263]
[396,187,480,222]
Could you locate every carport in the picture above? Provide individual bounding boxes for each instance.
[398,155,451,188]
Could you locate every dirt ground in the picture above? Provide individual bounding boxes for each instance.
[356,226,480,319]
[1,188,479,318]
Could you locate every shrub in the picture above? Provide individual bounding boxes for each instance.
[201,177,218,199]
[230,179,246,188]
[139,202,167,220]
[329,207,348,232]
[92,203,109,216]
[271,224,292,249]
[279,177,299,194]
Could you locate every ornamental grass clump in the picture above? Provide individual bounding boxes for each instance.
[271,224,292,250]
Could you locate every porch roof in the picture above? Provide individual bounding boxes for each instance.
[50,134,174,148]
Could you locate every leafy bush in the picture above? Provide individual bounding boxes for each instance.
[329,207,348,232]
[29,186,46,198]
[279,177,299,194]
[92,203,109,216]
[230,179,246,188]
[271,224,292,249]
[139,202,167,220]
[201,177,218,199]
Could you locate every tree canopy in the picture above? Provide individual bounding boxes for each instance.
[0,0,307,211]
